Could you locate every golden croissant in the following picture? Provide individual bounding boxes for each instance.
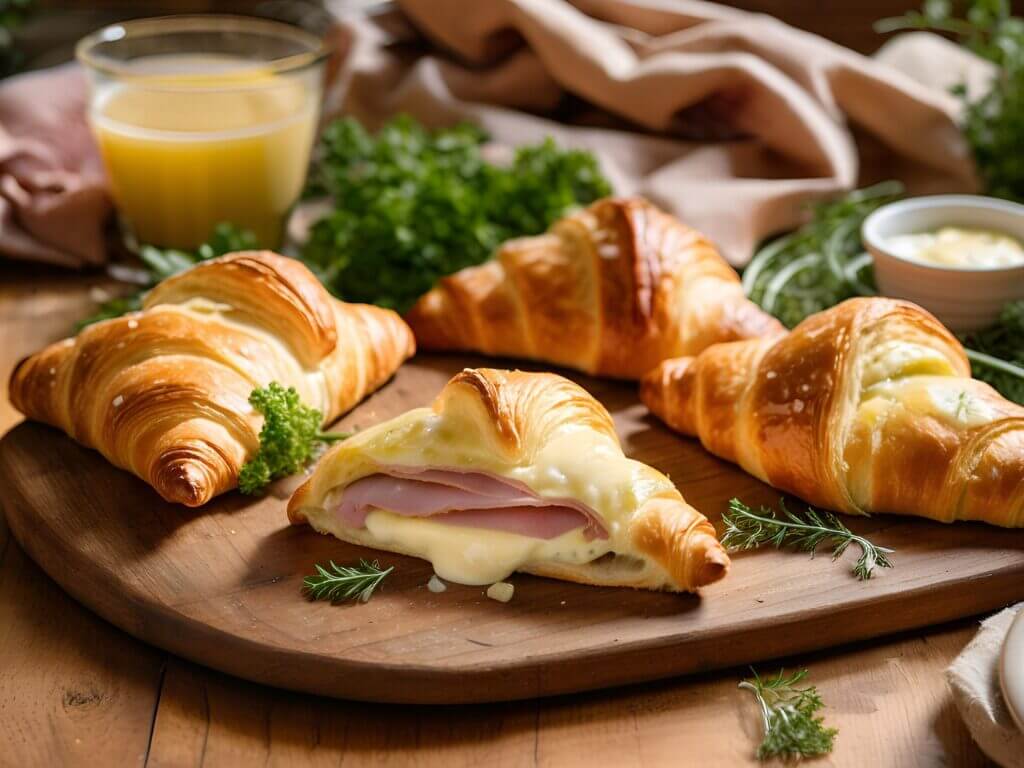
[641,297,1024,527]
[10,251,415,507]
[289,368,730,592]
[405,197,783,379]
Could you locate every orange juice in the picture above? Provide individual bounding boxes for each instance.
[91,55,318,249]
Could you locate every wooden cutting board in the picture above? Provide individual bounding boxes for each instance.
[2,355,1024,704]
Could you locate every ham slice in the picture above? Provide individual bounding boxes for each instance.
[332,466,608,541]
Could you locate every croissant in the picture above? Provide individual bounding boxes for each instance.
[10,251,415,507]
[641,297,1024,527]
[405,197,783,379]
[289,368,729,592]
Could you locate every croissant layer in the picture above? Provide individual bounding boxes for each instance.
[289,368,729,592]
[406,197,784,379]
[641,297,1024,527]
[10,251,415,506]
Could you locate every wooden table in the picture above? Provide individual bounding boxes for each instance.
[0,264,998,766]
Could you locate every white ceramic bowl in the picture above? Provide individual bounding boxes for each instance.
[1001,607,1024,734]
[862,195,1024,332]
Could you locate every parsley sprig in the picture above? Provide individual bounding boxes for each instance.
[740,668,838,760]
[304,560,393,603]
[238,382,349,495]
[722,499,894,580]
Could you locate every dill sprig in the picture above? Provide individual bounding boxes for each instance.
[303,559,393,603]
[722,498,894,580]
[740,668,838,760]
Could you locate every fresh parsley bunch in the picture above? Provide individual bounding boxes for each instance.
[300,116,611,313]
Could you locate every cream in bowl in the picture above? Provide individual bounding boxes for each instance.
[862,195,1024,332]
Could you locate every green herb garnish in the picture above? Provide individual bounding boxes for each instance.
[78,223,258,329]
[742,182,903,329]
[740,668,838,760]
[304,559,393,603]
[722,498,894,580]
[961,300,1024,402]
[300,115,611,313]
[238,382,349,495]
[879,0,1024,202]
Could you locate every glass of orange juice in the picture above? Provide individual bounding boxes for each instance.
[77,16,327,250]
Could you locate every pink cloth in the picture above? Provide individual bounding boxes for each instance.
[0,63,109,268]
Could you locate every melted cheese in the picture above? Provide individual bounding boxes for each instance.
[298,405,669,586]
[859,340,956,390]
[362,511,610,585]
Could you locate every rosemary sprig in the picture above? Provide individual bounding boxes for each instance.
[739,668,838,760]
[722,498,894,580]
[303,559,393,603]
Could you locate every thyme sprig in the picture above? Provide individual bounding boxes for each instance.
[722,498,894,580]
[740,668,838,760]
[303,559,393,603]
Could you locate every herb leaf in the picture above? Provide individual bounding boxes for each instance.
[304,559,393,603]
[740,668,838,760]
[961,300,1024,403]
[742,182,903,329]
[238,382,349,495]
[722,498,894,580]
[78,223,258,329]
[300,116,611,313]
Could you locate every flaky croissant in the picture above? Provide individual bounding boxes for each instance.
[10,251,415,507]
[289,368,729,592]
[641,297,1024,527]
[405,197,783,379]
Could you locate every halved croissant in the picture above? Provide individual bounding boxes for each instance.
[10,251,415,507]
[641,297,1024,527]
[405,197,783,379]
[289,368,729,592]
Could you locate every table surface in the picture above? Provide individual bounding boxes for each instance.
[0,264,1001,767]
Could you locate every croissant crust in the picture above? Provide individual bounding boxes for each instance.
[10,251,415,507]
[406,197,783,379]
[642,297,1024,527]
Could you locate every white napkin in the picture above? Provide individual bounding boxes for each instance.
[947,603,1024,768]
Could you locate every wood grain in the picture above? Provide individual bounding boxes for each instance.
[3,353,1023,704]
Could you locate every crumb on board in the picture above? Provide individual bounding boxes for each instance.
[486,582,514,603]
[427,574,447,593]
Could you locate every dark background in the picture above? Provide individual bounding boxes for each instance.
[10,0,967,71]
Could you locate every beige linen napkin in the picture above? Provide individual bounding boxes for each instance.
[948,603,1024,768]
[0,1,990,267]
[327,0,984,266]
